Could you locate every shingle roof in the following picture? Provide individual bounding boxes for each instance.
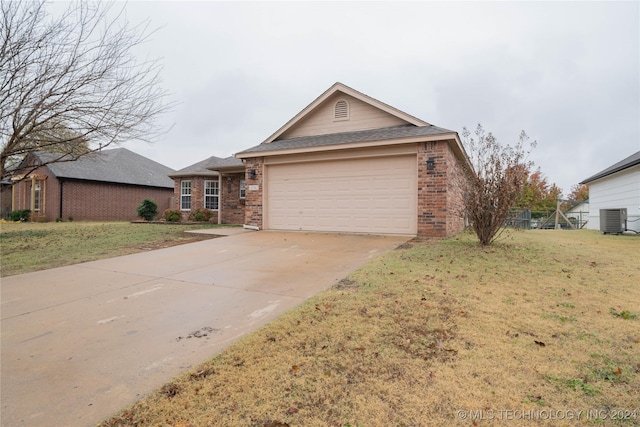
[34,148,175,188]
[168,156,244,177]
[580,150,640,184]
[237,124,456,155]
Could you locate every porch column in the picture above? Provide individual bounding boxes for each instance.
[218,173,222,224]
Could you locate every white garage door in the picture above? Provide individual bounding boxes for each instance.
[266,155,417,234]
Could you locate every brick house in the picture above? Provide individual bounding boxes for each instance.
[172,82,470,238]
[235,82,470,238]
[8,148,174,221]
[168,156,245,224]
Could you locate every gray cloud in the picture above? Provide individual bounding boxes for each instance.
[119,1,638,195]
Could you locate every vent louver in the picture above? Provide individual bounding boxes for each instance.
[599,208,627,234]
[334,100,348,119]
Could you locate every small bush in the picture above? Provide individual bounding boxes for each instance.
[137,199,158,221]
[164,209,181,222]
[9,209,31,222]
[67,215,74,222]
[188,208,214,222]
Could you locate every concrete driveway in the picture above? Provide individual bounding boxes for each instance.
[0,230,409,427]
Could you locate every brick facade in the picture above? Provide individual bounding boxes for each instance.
[243,159,264,229]
[11,165,173,222]
[241,142,467,239]
[417,140,466,238]
[171,173,245,224]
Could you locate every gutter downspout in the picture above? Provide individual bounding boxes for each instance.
[218,173,222,224]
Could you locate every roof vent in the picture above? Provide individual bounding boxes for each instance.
[334,99,349,120]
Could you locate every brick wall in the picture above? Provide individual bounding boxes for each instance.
[241,146,467,238]
[61,180,172,221]
[221,174,245,224]
[10,163,173,222]
[10,166,61,222]
[417,140,466,239]
[243,158,264,229]
[445,144,467,236]
[0,184,12,219]
[171,174,244,224]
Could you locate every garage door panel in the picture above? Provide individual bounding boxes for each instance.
[266,155,417,234]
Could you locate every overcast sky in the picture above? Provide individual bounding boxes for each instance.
[103,1,638,196]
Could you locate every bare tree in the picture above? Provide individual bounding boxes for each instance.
[459,124,535,246]
[0,0,173,179]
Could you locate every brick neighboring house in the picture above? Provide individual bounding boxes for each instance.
[168,156,245,224]
[8,148,174,221]
[232,82,470,239]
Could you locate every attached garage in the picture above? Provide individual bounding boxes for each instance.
[235,82,470,239]
[265,154,417,234]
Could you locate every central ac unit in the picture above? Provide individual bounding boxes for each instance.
[599,208,627,234]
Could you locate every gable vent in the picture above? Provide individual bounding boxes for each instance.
[334,99,349,120]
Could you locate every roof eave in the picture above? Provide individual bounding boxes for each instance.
[207,165,245,173]
[236,133,460,159]
[579,159,640,184]
[168,171,220,179]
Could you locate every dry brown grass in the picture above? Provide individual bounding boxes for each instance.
[98,230,639,427]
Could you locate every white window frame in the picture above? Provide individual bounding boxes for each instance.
[33,181,41,212]
[239,179,246,199]
[204,180,219,210]
[180,180,191,210]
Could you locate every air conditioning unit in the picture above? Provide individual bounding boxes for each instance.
[600,208,627,234]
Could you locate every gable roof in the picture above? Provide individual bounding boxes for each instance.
[168,156,244,178]
[32,148,175,188]
[580,150,640,184]
[261,82,429,144]
[238,124,456,156]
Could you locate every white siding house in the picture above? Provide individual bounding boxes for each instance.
[580,151,640,233]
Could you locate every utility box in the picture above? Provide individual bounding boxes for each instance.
[599,208,627,234]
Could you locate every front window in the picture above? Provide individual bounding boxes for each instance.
[205,180,219,210]
[33,182,41,211]
[180,180,191,210]
[239,179,246,199]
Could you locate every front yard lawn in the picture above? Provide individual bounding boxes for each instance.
[0,221,228,277]
[98,230,639,426]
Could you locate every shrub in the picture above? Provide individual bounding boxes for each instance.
[137,198,158,221]
[188,208,214,222]
[164,209,181,222]
[9,209,31,222]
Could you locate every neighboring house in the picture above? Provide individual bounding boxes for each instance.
[0,177,12,219]
[168,156,245,224]
[9,148,175,221]
[227,82,470,239]
[564,200,589,228]
[580,150,640,233]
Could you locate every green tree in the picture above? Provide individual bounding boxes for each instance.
[516,168,562,217]
[567,183,589,201]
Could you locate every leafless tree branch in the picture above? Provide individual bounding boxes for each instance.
[1,0,174,179]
